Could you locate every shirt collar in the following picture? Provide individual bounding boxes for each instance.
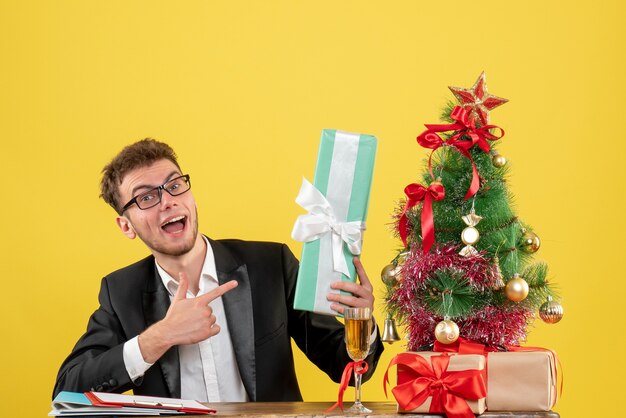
[155,236,218,297]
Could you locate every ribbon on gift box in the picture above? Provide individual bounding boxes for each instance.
[416,106,504,200]
[384,352,486,418]
[434,336,497,355]
[292,178,365,277]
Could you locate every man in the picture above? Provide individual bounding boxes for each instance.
[53,138,384,402]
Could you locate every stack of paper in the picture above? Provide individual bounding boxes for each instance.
[50,391,214,416]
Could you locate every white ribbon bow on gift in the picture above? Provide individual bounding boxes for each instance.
[291,178,365,277]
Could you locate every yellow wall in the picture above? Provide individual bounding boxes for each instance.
[1,1,623,416]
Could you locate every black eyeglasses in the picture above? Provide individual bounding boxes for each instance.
[121,174,191,213]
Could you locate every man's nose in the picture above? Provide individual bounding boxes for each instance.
[159,188,176,208]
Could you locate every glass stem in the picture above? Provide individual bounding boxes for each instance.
[354,367,363,406]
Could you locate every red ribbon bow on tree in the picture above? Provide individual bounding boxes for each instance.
[416,106,504,200]
[399,182,445,253]
[325,361,369,412]
[384,353,486,418]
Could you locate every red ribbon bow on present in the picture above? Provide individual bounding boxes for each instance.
[384,353,486,418]
[434,336,498,355]
[399,182,445,253]
[325,361,369,412]
[416,106,504,200]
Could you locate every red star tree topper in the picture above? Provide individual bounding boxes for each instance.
[448,71,508,126]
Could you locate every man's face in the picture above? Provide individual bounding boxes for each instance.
[116,159,200,257]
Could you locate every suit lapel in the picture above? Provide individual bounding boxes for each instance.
[210,238,257,401]
[142,264,181,398]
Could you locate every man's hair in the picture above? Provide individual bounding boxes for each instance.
[100,138,181,214]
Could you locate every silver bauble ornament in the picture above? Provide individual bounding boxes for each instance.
[539,296,564,324]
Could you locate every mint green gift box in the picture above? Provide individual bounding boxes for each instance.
[292,129,377,316]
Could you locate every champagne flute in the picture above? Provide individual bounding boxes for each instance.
[344,307,373,413]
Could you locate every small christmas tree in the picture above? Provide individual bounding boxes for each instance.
[383,72,564,350]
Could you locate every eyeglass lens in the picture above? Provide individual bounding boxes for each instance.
[135,176,190,209]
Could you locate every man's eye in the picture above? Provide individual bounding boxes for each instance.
[167,179,183,192]
[139,193,157,202]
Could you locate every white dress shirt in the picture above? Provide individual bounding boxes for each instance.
[122,237,248,402]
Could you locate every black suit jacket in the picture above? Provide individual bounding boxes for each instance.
[53,239,384,401]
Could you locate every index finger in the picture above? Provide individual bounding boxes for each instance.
[197,280,238,304]
[173,272,189,302]
[353,256,372,289]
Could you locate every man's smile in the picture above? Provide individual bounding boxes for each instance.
[161,215,187,234]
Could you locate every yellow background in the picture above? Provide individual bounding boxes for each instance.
[1,1,623,416]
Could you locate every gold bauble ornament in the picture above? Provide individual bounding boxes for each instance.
[521,230,541,253]
[539,296,564,324]
[381,254,407,286]
[434,319,460,344]
[492,154,507,168]
[505,274,529,302]
[381,264,400,286]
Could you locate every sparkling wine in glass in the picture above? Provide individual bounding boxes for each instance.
[344,307,372,413]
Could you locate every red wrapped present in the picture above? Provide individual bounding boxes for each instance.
[384,352,487,418]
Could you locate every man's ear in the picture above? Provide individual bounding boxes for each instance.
[116,215,137,239]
